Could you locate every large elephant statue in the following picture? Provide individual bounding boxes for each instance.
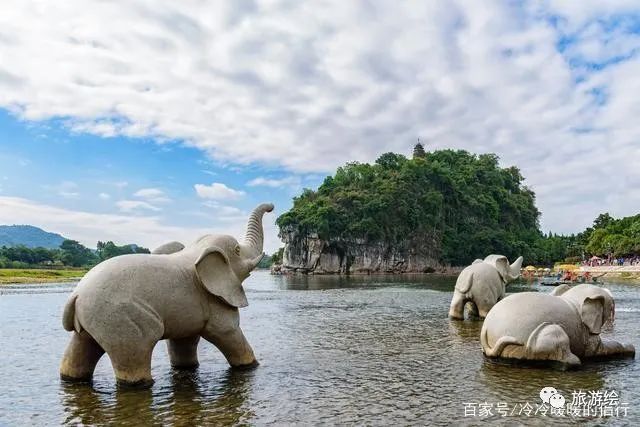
[60,203,274,388]
[448,255,523,319]
[481,284,635,368]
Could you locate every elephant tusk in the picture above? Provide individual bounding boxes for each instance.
[246,253,265,271]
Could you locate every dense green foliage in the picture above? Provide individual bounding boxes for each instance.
[0,239,150,269]
[581,213,640,257]
[277,149,640,266]
[277,150,543,265]
[531,213,640,263]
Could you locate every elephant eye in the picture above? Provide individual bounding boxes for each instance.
[234,245,241,256]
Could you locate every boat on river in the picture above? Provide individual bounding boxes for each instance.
[539,280,572,287]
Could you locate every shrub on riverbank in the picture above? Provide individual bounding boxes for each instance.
[0,268,87,284]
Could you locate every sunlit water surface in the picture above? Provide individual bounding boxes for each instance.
[1,272,639,425]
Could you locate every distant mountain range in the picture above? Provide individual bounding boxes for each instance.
[0,225,67,249]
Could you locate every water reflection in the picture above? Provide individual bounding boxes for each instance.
[479,360,606,398]
[270,273,455,291]
[60,368,255,425]
[448,319,483,342]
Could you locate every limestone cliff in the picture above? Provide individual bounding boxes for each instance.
[279,227,443,274]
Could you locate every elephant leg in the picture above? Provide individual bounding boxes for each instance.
[526,323,581,368]
[167,336,200,369]
[107,344,156,389]
[474,293,498,319]
[202,327,258,369]
[448,292,466,319]
[466,301,481,318]
[60,331,105,383]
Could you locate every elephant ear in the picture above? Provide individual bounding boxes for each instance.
[581,295,605,334]
[195,247,248,308]
[484,255,509,282]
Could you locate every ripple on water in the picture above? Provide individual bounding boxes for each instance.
[0,273,638,425]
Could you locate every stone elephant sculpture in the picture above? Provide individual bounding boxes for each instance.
[481,284,635,368]
[449,255,523,319]
[60,203,274,388]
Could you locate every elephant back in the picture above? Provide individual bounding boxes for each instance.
[455,262,498,293]
[485,293,584,354]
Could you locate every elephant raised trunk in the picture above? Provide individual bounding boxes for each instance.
[243,203,275,269]
[508,256,524,281]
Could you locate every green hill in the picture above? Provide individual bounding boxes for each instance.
[0,225,66,249]
[277,149,542,268]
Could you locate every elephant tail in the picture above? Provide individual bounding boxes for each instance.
[62,293,82,333]
[481,326,522,357]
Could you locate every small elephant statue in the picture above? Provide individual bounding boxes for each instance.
[449,254,523,319]
[481,284,635,368]
[60,203,274,388]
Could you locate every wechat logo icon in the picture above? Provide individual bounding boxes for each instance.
[540,386,565,409]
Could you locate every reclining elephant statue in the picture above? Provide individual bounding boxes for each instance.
[60,203,274,388]
[481,283,635,368]
[449,255,523,319]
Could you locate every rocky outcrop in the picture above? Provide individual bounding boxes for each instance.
[279,227,445,274]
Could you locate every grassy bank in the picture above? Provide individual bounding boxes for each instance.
[600,272,640,283]
[0,268,87,284]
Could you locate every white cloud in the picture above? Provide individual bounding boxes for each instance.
[0,1,639,234]
[44,181,79,198]
[194,182,245,200]
[199,201,246,222]
[247,176,301,188]
[133,187,171,203]
[116,200,161,213]
[98,192,111,200]
[0,196,281,252]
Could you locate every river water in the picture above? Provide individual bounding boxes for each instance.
[0,272,638,426]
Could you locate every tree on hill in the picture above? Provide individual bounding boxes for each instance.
[0,238,153,268]
[59,239,97,267]
[582,213,640,257]
[256,248,285,268]
[277,149,542,265]
[96,241,150,261]
[271,247,284,264]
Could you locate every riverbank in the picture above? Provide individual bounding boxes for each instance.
[579,266,640,283]
[0,269,86,284]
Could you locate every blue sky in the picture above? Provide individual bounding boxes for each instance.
[1,1,639,252]
[0,109,319,251]
[0,109,319,221]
